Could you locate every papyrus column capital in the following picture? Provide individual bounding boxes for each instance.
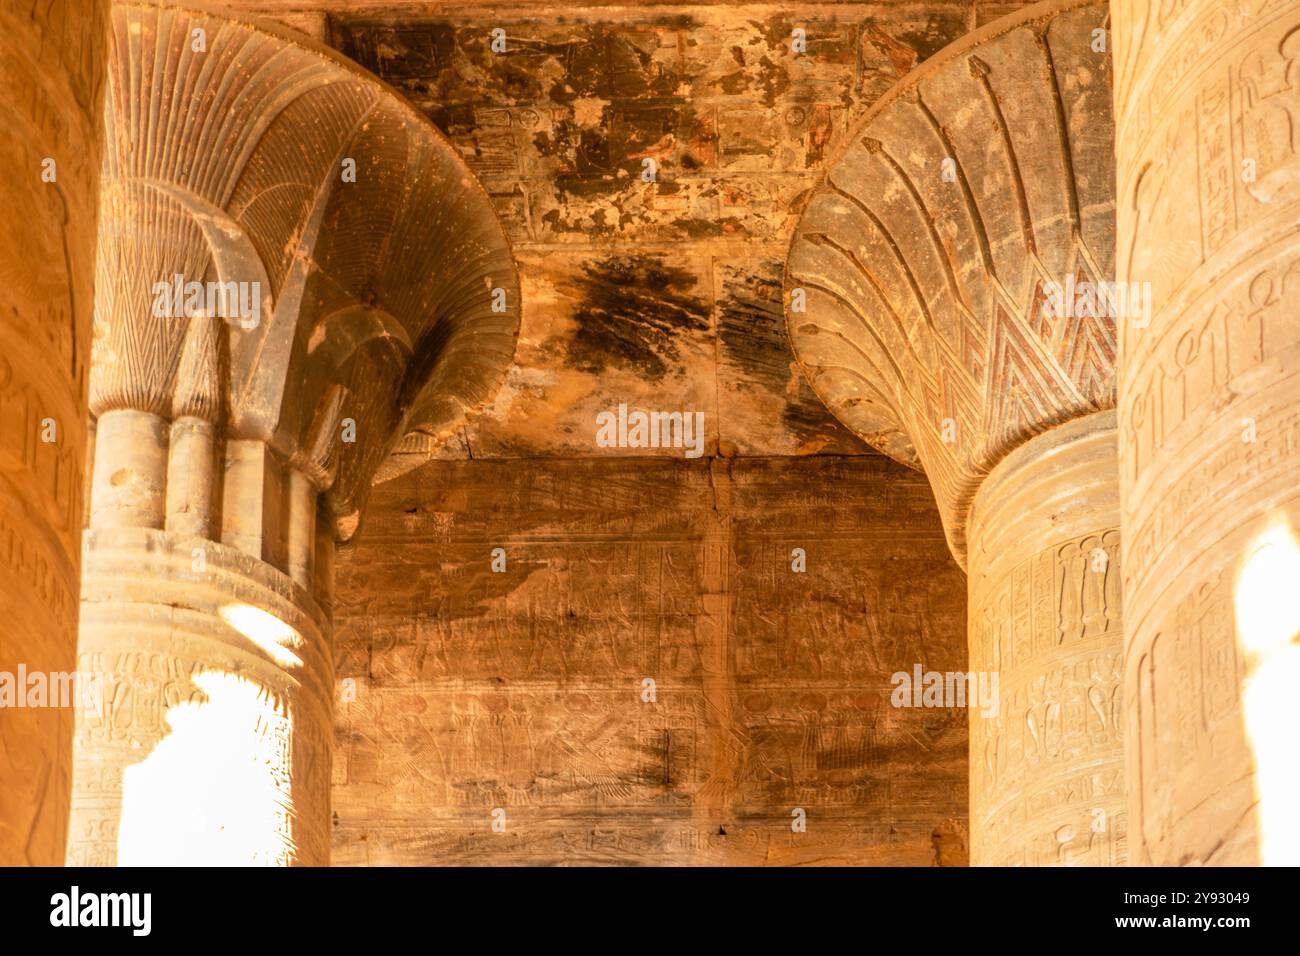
[786,0,1116,567]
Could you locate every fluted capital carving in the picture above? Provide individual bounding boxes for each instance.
[786,0,1115,565]
[90,2,520,537]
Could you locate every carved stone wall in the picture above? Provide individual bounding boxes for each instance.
[333,455,968,865]
[0,0,107,866]
[1114,0,1300,865]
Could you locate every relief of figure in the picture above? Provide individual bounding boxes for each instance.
[524,567,570,677]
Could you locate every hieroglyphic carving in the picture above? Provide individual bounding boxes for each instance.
[1115,0,1300,865]
[0,0,107,865]
[948,408,1126,866]
[0,357,84,541]
[969,531,1125,865]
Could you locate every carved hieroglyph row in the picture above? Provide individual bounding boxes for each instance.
[0,0,108,865]
[786,0,1115,565]
[1114,0,1300,865]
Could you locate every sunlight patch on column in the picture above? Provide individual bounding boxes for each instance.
[117,671,296,866]
[1235,519,1300,866]
[220,603,304,668]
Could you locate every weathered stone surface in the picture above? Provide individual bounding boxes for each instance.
[0,0,108,866]
[333,455,968,865]
[1114,0,1300,866]
[300,2,1046,461]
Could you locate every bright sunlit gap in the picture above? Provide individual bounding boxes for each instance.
[1234,519,1300,866]
[219,603,304,668]
[117,670,297,866]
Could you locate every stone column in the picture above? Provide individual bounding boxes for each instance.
[1114,0,1300,865]
[67,3,519,866]
[0,0,107,865]
[785,0,1123,865]
[72,333,337,867]
[966,412,1124,865]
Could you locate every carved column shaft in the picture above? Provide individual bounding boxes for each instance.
[75,397,332,868]
[0,0,107,865]
[76,376,330,868]
[285,469,318,591]
[74,528,332,866]
[165,417,217,538]
[89,409,168,529]
[1114,0,1300,865]
[967,411,1124,865]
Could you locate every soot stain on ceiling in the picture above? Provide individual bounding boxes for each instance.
[565,255,711,382]
[717,260,872,452]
